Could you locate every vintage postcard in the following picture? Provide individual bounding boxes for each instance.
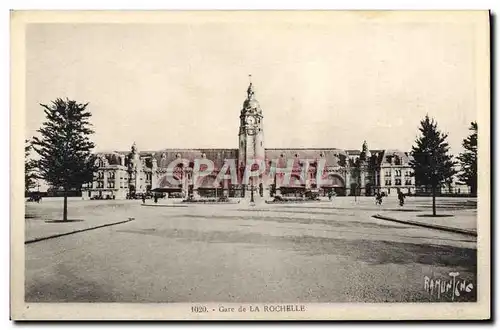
[11,10,490,320]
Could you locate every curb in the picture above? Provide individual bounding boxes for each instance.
[25,218,135,244]
[141,203,188,207]
[180,202,241,205]
[264,200,323,204]
[372,214,477,237]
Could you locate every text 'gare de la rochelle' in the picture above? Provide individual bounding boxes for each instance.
[82,81,415,200]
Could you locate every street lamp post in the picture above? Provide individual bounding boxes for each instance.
[250,180,255,203]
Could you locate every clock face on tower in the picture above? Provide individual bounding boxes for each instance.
[246,116,256,125]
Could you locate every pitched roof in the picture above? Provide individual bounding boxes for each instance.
[265,148,347,167]
[95,147,414,169]
[150,149,239,169]
[95,151,125,166]
[379,149,413,165]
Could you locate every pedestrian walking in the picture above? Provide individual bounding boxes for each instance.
[398,190,405,206]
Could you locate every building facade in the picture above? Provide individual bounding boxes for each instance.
[82,82,416,200]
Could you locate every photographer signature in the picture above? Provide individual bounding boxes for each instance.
[424,272,474,301]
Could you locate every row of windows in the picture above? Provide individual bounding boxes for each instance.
[96,172,117,179]
[385,179,413,186]
[95,182,119,188]
[384,170,412,177]
[97,178,152,185]
[95,173,153,181]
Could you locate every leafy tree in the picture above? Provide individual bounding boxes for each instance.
[32,99,97,221]
[457,122,478,196]
[24,139,38,194]
[410,115,456,216]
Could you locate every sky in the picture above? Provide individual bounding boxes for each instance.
[25,13,479,156]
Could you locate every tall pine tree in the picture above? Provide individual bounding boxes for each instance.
[457,122,478,196]
[24,138,38,194]
[410,115,456,216]
[32,99,97,221]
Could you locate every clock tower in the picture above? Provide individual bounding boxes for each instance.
[238,79,265,169]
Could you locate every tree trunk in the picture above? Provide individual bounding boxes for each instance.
[63,189,68,221]
[432,185,436,216]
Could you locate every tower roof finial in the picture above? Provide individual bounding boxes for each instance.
[247,75,255,99]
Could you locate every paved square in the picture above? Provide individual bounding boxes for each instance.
[25,197,477,303]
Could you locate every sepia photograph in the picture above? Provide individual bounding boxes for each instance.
[11,10,490,320]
